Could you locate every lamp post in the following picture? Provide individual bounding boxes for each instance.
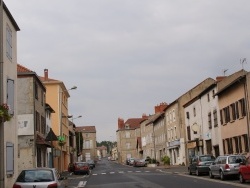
[59,86,77,173]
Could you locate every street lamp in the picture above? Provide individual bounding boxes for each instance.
[59,86,77,172]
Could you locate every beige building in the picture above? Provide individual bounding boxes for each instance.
[0,3,20,187]
[17,64,51,173]
[76,126,97,162]
[216,70,250,155]
[40,69,74,172]
[116,117,145,163]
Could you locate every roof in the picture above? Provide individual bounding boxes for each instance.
[75,126,96,133]
[124,118,144,129]
[145,112,164,126]
[17,64,34,73]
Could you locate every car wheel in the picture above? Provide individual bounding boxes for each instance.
[239,173,245,183]
[209,170,214,179]
[188,168,192,175]
[195,169,200,176]
[220,171,225,180]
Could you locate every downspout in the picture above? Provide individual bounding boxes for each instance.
[0,1,4,187]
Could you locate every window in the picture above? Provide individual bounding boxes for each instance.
[186,112,189,119]
[212,90,215,98]
[207,93,210,102]
[208,112,212,129]
[213,109,218,127]
[220,110,223,125]
[126,143,131,149]
[35,111,40,132]
[6,25,12,60]
[230,103,236,121]
[239,98,246,117]
[6,142,14,175]
[193,107,196,117]
[172,109,176,122]
[187,126,191,141]
[125,124,129,129]
[7,79,14,115]
[35,83,38,99]
[125,131,130,138]
[235,101,239,119]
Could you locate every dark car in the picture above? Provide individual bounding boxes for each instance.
[188,155,215,176]
[73,162,90,175]
[87,159,95,169]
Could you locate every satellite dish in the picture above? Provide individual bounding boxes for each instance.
[192,123,199,132]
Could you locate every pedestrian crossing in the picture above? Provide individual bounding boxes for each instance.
[92,170,151,176]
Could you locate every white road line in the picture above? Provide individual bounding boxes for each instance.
[92,174,97,175]
[127,171,133,173]
[145,171,150,173]
[135,171,141,173]
[77,181,87,188]
[110,172,115,174]
[118,171,124,173]
[101,173,106,175]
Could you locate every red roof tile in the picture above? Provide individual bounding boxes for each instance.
[75,126,96,133]
[17,64,34,73]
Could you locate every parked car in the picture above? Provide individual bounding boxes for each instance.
[133,159,148,167]
[188,155,215,176]
[73,162,90,175]
[209,154,246,180]
[239,160,250,183]
[68,163,75,173]
[12,168,67,188]
[126,158,130,165]
[87,159,95,169]
[129,158,136,166]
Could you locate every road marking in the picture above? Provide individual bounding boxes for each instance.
[101,173,106,175]
[110,172,115,174]
[92,174,97,175]
[127,171,133,173]
[118,171,124,173]
[77,181,87,188]
[135,171,141,173]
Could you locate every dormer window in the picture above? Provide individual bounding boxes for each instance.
[125,124,130,129]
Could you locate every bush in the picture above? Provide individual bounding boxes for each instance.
[161,156,170,165]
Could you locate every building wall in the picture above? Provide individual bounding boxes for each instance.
[2,5,19,187]
[82,131,97,161]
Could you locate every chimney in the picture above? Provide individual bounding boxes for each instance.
[118,118,124,129]
[44,69,48,81]
[216,76,226,82]
[155,102,168,113]
[142,113,148,120]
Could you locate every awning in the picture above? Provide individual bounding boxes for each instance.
[36,134,51,147]
[45,128,58,141]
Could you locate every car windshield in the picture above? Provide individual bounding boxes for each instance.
[76,162,88,167]
[16,169,54,182]
[200,156,215,162]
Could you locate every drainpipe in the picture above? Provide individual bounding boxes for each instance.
[0,1,4,187]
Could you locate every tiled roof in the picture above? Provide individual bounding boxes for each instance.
[17,64,34,73]
[39,76,59,82]
[124,118,144,129]
[145,112,164,125]
[75,126,96,133]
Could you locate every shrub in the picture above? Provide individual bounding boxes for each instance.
[161,156,170,165]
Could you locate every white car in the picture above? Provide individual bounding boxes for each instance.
[12,168,68,188]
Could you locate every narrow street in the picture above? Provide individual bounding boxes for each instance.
[66,158,250,188]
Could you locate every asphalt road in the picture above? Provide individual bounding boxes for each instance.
[66,158,250,188]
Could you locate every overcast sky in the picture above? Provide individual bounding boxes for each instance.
[6,0,250,142]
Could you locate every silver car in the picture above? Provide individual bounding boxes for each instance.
[209,155,246,180]
[12,168,68,188]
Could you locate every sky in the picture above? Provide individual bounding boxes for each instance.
[6,0,250,142]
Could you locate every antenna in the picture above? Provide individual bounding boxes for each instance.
[223,69,228,76]
[240,58,247,69]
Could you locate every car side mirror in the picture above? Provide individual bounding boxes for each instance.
[240,161,246,165]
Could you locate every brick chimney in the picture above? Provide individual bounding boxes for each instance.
[44,69,48,81]
[142,113,148,120]
[216,76,226,82]
[154,102,168,113]
[118,118,124,129]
